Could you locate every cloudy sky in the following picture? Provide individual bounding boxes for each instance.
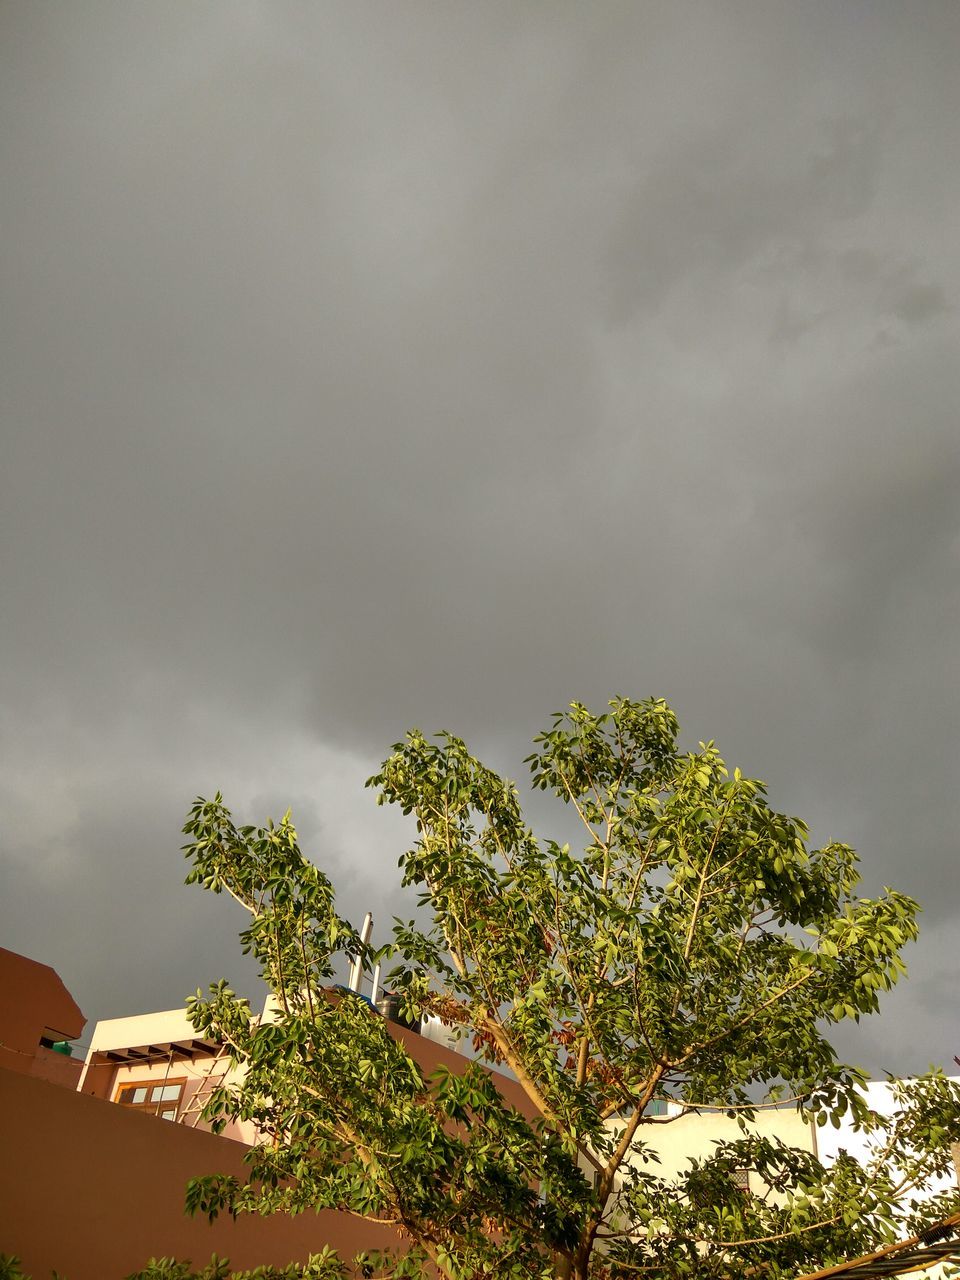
[2,1,958,1075]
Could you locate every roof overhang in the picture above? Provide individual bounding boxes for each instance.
[92,1037,222,1065]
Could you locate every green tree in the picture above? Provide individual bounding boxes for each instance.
[177,698,960,1280]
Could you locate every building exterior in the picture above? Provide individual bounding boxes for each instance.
[76,995,476,1145]
[0,945,85,1087]
[611,1096,817,1191]
[0,950,404,1278]
[593,1095,818,1238]
[78,1005,257,1143]
[0,946,532,1275]
[813,1080,960,1280]
[5,945,956,1279]
[0,1061,399,1280]
[815,1077,960,1201]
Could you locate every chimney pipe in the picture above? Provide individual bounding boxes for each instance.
[347,912,373,993]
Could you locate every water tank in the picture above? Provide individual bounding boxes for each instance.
[376,993,421,1035]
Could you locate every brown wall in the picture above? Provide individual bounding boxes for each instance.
[0,947,85,1080]
[0,1067,400,1280]
[29,1043,84,1089]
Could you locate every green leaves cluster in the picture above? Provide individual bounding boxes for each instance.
[125,1255,346,1280]
[176,698,959,1280]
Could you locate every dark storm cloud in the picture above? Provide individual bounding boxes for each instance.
[1,1,958,1070]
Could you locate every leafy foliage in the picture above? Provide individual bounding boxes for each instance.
[125,1253,345,1280]
[176,697,960,1280]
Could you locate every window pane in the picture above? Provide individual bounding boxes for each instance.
[131,1087,148,1104]
[161,1108,177,1120]
[155,1085,181,1102]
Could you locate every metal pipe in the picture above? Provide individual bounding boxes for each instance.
[347,912,373,992]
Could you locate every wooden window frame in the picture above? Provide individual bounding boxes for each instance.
[114,1077,186,1120]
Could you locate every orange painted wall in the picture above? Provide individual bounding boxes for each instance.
[0,947,84,1082]
[0,1067,400,1279]
[0,947,533,1277]
[28,1042,84,1088]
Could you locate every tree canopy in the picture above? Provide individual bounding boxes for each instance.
[173,697,960,1280]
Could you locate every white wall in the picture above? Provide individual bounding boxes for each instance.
[815,1078,960,1202]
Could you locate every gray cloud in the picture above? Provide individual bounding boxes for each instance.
[1,1,959,1069]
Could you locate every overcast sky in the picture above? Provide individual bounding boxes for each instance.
[1,1,958,1076]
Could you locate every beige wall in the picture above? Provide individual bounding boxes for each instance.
[80,1001,535,1146]
[615,1102,815,1185]
[87,1008,201,1053]
[91,1053,256,1144]
[79,1007,256,1141]
[597,1101,816,1225]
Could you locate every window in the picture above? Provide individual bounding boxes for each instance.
[607,1097,671,1121]
[689,1166,752,1208]
[115,1079,185,1120]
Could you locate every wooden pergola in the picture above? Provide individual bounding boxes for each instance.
[796,1212,960,1280]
